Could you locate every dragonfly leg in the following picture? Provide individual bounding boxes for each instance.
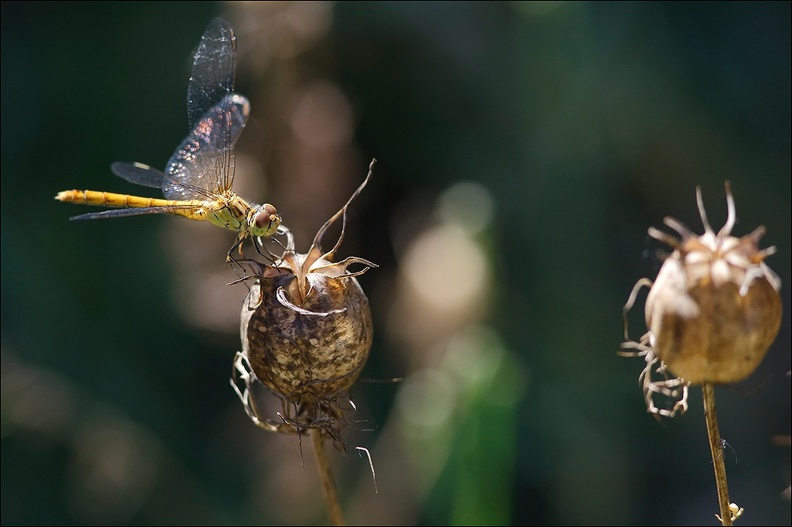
[253,235,282,266]
[226,258,268,288]
[225,233,250,272]
[253,225,294,266]
[227,234,245,259]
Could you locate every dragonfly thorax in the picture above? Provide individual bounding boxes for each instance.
[202,193,250,233]
[249,203,281,238]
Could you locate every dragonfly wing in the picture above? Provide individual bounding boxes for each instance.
[163,93,249,200]
[69,206,189,221]
[111,161,169,189]
[187,18,236,130]
[163,18,244,201]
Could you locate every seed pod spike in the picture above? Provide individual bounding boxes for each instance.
[717,181,736,238]
[743,225,774,260]
[662,216,694,240]
[313,158,377,262]
[648,226,680,248]
[696,184,715,235]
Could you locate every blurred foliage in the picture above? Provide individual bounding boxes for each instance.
[2,1,789,525]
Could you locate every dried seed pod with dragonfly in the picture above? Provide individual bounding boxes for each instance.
[231,160,379,526]
[233,160,377,432]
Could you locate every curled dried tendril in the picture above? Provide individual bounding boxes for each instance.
[231,350,363,437]
[620,278,690,417]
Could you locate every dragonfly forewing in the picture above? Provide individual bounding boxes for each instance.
[187,17,236,130]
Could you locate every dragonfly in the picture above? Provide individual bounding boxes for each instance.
[55,18,281,259]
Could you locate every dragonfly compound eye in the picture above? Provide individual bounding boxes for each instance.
[251,204,281,237]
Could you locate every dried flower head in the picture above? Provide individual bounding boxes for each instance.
[232,160,377,437]
[622,182,782,415]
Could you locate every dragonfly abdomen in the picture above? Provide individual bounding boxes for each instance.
[57,189,171,208]
[55,190,209,221]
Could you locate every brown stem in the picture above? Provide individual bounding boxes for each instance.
[703,383,732,526]
[311,428,344,526]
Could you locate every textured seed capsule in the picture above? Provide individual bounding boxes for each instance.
[644,182,782,384]
[238,161,377,418]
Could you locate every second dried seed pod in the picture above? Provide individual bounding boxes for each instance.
[644,182,782,384]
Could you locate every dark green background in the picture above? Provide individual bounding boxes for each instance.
[2,2,789,525]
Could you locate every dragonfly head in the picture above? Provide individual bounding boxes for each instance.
[249,203,281,238]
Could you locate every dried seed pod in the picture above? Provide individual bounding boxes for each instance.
[236,161,377,430]
[643,182,782,384]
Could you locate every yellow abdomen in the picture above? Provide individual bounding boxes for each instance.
[55,189,208,221]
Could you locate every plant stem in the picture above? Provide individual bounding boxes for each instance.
[703,383,732,526]
[311,428,344,526]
